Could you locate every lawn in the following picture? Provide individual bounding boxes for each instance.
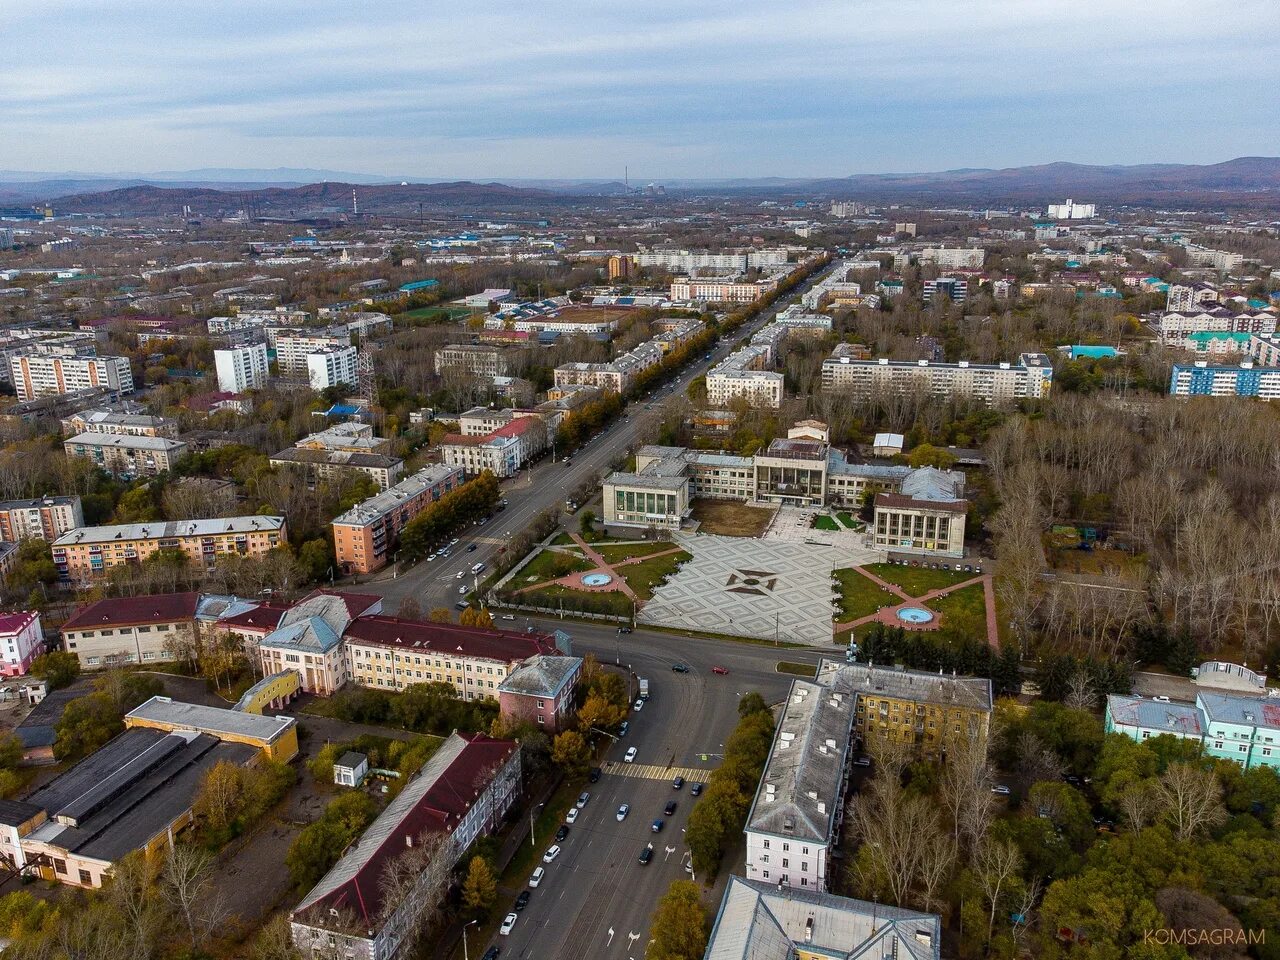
[833,567,895,621]
[518,584,634,616]
[930,583,989,638]
[690,499,775,537]
[593,541,678,564]
[812,515,840,531]
[864,562,976,596]
[549,532,577,546]
[618,550,692,601]
[776,661,816,677]
[397,305,471,322]
[836,512,859,529]
[515,549,593,586]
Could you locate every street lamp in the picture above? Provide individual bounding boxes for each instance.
[529,801,544,848]
[462,919,479,960]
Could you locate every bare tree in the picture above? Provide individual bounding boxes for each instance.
[107,852,164,960]
[1118,779,1161,832]
[939,733,994,850]
[377,832,456,952]
[1063,669,1097,712]
[161,844,226,951]
[1155,762,1227,841]
[972,837,1023,942]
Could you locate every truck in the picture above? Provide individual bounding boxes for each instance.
[638,678,650,701]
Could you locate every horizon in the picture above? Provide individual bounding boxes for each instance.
[4,0,1277,179]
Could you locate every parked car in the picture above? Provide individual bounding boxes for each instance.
[624,746,637,763]
[542,846,560,863]
[672,776,685,790]
[450,538,460,546]
[664,800,677,816]
[633,699,644,712]
[618,626,632,634]
[455,570,464,579]
[467,543,478,552]
[565,807,578,824]
[501,614,515,620]
[458,586,468,595]
[638,846,653,865]
[853,756,871,767]
[651,818,664,833]
[482,948,500,960]
[616,803,630,821]
[618,721,629,737]
[454,601,470,611]
[992,785,1012,796]
[711,666,729,675]
[690,783,703,797]
[500,913,518,936]
[554,825,569,842]
[588,767,601,783]
[427,553,437,562]
[671,663,689,673]
[576,792,590,809]
[528,867,544,887]
[514,891,530,911]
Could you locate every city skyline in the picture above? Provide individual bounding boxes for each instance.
[4,0,1277,179]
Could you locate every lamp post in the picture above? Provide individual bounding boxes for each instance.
[529,801,544,848]
[462,919,479,960]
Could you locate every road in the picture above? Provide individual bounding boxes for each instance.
[361,271,826,616]
[477,627,803,960]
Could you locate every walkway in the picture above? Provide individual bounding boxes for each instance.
[833,569,999,648]
[511,536,685,604]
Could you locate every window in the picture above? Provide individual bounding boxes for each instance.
[100,629,114,636]
[87,657,99,666]
[78,869,92,885]
[760,854,768,863]
[67,642,76,650]
[782,843,789,852]
[54,859,66,874]
[537,699,545,709]
[763,840,769,849]
[537,715,544,724]
[762,870,769,879]
[782,858,789,868]
[137,626,151,633]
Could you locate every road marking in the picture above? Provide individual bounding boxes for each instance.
[602,763,711,783]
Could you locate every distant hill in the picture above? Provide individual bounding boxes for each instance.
[47,180,565,216]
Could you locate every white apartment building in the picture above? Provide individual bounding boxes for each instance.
[10,355,133,402]
[0,611,43,677]
[706,345,784,409]
[1166,283,1221,312]
[63,433,188,477]
[1045,199,1097,219]
[1184,247,1245,273]
[921,247,984,269]
[440,415,546,479]
[214,342,270,393]
[802,260,863,309]
[270,329,350,376]
[670,276,779,304]
[1152,309,1276,340]
[822,354,1053,404]
[60,409,178,439]
[0,496,84,543]
[306,345,359,391]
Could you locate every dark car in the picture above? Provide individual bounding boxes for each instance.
[664,800,677,816]
[672,776,685,790]
[554,824,570,841]
[588,767,601,783]
[690,783,703,797]
[514,891,531,912]
[671,663,688,673]
[638,846,653,865]
[467,543,478,551]
[618,626,632,634]
[651,818,664,833]
[482,949,501,960]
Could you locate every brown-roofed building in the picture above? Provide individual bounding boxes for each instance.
[871,466,968,558]
[60,592,202,669]
[291,732,521,960]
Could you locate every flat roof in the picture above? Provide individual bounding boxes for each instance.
[126,696,296,744]
[332,464,462,528]
[64,432,185,452]
[604,471,688,491]
[53,516,284,547]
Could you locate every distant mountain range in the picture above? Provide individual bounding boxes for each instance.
[4,157,1279,212]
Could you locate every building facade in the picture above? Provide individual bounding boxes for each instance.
[213,342,270,393]
[0,496,84,543]
[63,433,188,477]
[0,611,43,676]
[1105,693,1280,770]
[10,355,134,402]
[59,593,202,667]
[268,447,403,491]
[496,655,582,732]
[60,410,179,439]
[871,467,968,558]
[1169,361,1280,400]
[306,345,359,391]
[332,464,465,574]
[822,353,1053,404]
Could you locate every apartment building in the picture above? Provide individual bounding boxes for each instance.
[332,464,465,574]
[440,415,546,479]
[270,328,350,376]
[0,611,43,676]
[922,276,968,304]
[63,433,188,477]
[0,496,84,543]
[269,447,403,490]
[821,353,1053,404]
[1169,361,1280,400]
[497,655,583,732]
[631,248,790,274]
[1045,199,1096,219]
[60,409,179,439]
[291,733,521,960]
[1152,308,1275,339]
[306,345,359,391]
[295,422,391,454]
[872,467,968,558]
[51,516,286,582]
[921,247,984,269]
[60,592,202,667]
[670,275,779,304]
[706,344,783,409]
[10,355,134,402]
[1249,334,1280,367]
[434,343,521,378]
[1184,246,1245,272]
[213,342,270,393]
[1166,282,1222,312]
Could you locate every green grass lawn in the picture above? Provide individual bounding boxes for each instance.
[594,541,678,564]
[833,567,896,621]
[812,515,840,531]
[397,305,471,322]
[618,550,692,601]
[776,661,816,677]
[515,549,593,586]
[549,532,577,546]
[864,562,976,596]
[518,584,634,616]
[930,583,988,638]
[836,512,859,529]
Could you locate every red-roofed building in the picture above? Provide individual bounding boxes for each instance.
[291,731,521,960]
[0,610,43,676]
[439,413,547,478]
[61,592,202,668]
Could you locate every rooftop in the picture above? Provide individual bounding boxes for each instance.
[126,695,296,745]
[1197,692,1280,730]
[497,655,582,698]
[816,660,993,713]
[1106,695,1204,737]
[52,516,284,548]
[64,432,185,452]
[343,616,555,663]
[62,592,201,631]
[332,464,462,528]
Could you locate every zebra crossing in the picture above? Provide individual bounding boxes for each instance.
[602,762,712,784]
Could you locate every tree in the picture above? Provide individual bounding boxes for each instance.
[577,691,626,733]
[376,832,453,947]
[907,443,957,469]
[648,880,708,960]
[161,844,223,951]
[429,608,453,623]
[579,509,597,539]
[29,651,80,691]
[461,855,497,915]
[53,692,123,761]
[459,607,495,629]
[194,760,243,835]
[972,837,1023,943]
[551,730,591,775]
[1156,761,1227,840]
[107,851,164,960]
[246,914,300,960]
[397,596,422,620]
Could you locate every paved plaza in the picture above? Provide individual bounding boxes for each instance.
[638,533,881,646]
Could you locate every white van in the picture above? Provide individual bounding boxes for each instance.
[471,562,486,575]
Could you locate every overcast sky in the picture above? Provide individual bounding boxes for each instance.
[3,0,1276,179]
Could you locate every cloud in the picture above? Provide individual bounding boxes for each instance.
[2,0,1276,177]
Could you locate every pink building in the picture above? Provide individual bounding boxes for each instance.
[497,654,583,732]
[0,611,43,676]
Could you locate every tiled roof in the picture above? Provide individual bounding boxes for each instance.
[62,592,201,631]
[343,616,555,663]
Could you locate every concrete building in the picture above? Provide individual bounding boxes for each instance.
[922,276,968,304]
[670,275,779,304]
[1152,308,1275,339]
[497,655,582,732]
[440,415,547,479]
[213,342,270,393]
[0,496,84,543]
[871,466,968,558]
[434,343,519,378]
[291,733,521,960]
[1045,199,1097,220]
[1105,693,1280,771]
[60,592,202,667]
[306,345,359,391]
[1169,361,1280,400]
[1184,247,1245,272]
[334,751,368,787]
[822,353,1053,404]
[10,355,134,402]
[51,516,286,582]
[126,695,298,763]
[60,409,178,439]
[921,247,984,269]
[607,254,631,280]
[706,877,940,960]
[0,611,43,676]
[63,433,188,478]
[332,464,465,574]
[269,447,403,491]
[257,590,383,695]
[706,345,784,409]
[295,421,391,454]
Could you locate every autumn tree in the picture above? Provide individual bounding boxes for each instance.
[648,880,708,960]
[1156,761,1227,841]
[461,855,497,915]
[551,730,591,775]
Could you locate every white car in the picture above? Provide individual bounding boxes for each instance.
[624,747,637,763]
[427,553,437,562]
[500,913,518,936]
[456,571,464,579]
[501,614,515,621]
[565,807,579,824]
[633,699,644,712]
[542,845,561,863]
[576,792,590,808]
[450,538,460,546]
[458,586,468,595]
[616,803,630,821]
[529,867,544,887]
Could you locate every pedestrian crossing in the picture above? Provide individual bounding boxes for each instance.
[602,762,712,784]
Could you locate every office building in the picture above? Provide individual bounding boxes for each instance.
[60,592,202,668]
[256,590,383,695]
[1045,199,1097,220]
[60,409,178,439]
[63,433,188,477]
[51,516,286,582]
[821,353,1053,404]
[433,343,518,379]
[290,733,521,960]
[670,275,779,304]
[10,355,134,402]
[922,276,968,304]
[214,342,270,393]
[0,611,43,676]
[1105,693,1280,771]
[872,467,968,557]
[332,464,464,574]
[0,496,84,543]
[1169,361,1280,400]
[921,247,984,269]
[705,344,784,409]
[306,345,359,391]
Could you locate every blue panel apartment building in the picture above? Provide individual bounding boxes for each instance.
[1105,693,1280,770]
[1169,361,1280,400]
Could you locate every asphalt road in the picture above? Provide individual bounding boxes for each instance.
[360,273,824,616]
[478,632,801,960]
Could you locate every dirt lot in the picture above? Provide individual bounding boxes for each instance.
[690,499,775,537]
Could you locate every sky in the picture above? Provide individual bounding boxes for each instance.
[3,0,1278,180]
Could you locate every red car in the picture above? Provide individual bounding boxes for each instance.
[711,666,729,675]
